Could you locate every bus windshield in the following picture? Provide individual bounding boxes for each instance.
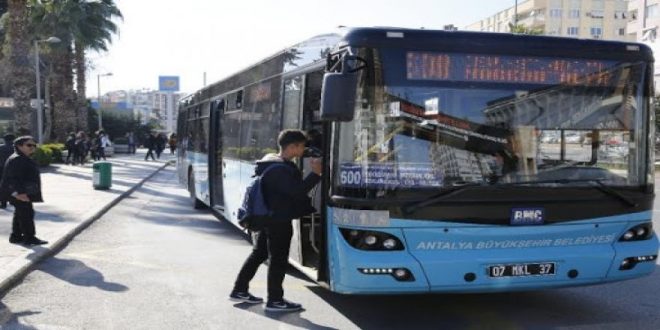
[333,47,650,197]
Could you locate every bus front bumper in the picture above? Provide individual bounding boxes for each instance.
[328,223,658,294]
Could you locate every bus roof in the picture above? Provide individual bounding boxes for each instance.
[180,27,653,107]
[341,27,654,62]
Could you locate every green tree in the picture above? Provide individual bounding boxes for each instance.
[71,0,122,132]
[29,0,122,141]
[508,23,544,35]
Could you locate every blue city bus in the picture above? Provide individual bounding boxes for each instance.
[178,27,658,293]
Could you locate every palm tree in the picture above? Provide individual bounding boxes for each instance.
[29,0,75,140]
[29,0,122,141]
[6,0,32,134]
[72,0,122,132]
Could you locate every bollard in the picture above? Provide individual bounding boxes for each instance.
[92,161,112,190]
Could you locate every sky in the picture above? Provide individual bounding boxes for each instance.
[86,0,517,97]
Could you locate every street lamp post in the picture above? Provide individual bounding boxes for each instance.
[34,36,60,143]
[97,72,113,130]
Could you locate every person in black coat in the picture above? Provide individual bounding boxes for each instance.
[0,136,47,245]
[230,129,321,312]
[144,132,157,161]
[64,133,76,165]
[0,133,16,209]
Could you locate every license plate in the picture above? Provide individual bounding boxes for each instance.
[488,262,555,277]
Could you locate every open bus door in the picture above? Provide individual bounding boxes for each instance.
[210,99,225,211]
[283,69,328,283]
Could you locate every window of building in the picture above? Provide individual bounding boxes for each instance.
[567,26,579,35]
[569,9,580,18]
[550,8,562,17]
[646,4,659,19]
[590,10,604,18]
[592,0,604,10]
[590,27,603,37]
[614,11,626,19]
[617,28,625,36]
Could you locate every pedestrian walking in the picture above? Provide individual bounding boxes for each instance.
[168,133,177,154]
[127,132,136,154]
[97,130,110,161]
[230,129,321,312]
[74,131,88,165]
[0,133,16,209]
[90,134,99,161]
[144,132,156,161]
[155,133,166,159]
[0,136,47,245]
[64,133,76,165]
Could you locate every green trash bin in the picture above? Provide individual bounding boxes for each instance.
[93,161,112,190]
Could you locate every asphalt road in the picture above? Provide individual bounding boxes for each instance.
[0,167,658,329]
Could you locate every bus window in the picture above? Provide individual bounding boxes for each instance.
[303,71,324,123]
[283,77,303,129]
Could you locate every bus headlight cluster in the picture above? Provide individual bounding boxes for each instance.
[619,255,658,270]
[619,223,653,242]
[358,267,415,281]
[339,228,404,251]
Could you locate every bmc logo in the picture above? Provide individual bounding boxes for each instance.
[510,208,545,225]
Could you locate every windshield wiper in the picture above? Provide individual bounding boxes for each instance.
[402,182,488,214]
[499,178,637,207]
[402,178,637,214]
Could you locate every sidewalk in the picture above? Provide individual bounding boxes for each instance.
[0,149,176,293]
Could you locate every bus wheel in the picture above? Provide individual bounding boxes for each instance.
[188,172,205,209]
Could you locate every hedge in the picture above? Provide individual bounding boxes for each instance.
[33,143,65,166]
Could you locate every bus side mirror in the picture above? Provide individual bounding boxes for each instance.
[320,72,357,122]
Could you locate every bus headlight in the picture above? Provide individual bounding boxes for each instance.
[383,238,398,250]
[619,223,653,242]
[339,228,405,251]
[364,235,378,246]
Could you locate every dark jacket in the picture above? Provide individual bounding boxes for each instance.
[0,143,13,175]
[0,149,43,202]
[256,154,321,223]
[65,137,76,151]
[145,135,157,149]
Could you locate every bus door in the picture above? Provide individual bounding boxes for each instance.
[210,99,225,211]
[283,70,326,276]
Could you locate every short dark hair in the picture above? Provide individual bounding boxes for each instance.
[277,129,307,149]
[14,135,35,146]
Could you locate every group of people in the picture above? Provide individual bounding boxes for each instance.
[144,132,176,161]
[64,130,112,165]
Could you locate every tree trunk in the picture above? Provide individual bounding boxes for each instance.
[74,41,88,132]
[7,0,32,135]
[50,44,77,141]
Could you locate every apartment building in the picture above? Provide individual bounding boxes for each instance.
[627,0,660,91]
[98,89,185,132]
[465,0,632,41]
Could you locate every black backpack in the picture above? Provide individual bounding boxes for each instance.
[237,164,289,230]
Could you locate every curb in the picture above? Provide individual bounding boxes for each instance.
[0,160,173,296]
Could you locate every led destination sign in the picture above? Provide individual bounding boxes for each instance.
[406,52,618,85]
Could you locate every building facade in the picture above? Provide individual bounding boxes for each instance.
[96,89,184,133]
[465,0,632,41]
[627,0,660,93]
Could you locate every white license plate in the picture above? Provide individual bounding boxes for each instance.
[489,262,556,277]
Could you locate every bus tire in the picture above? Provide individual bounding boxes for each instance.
[188,172,205,209]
